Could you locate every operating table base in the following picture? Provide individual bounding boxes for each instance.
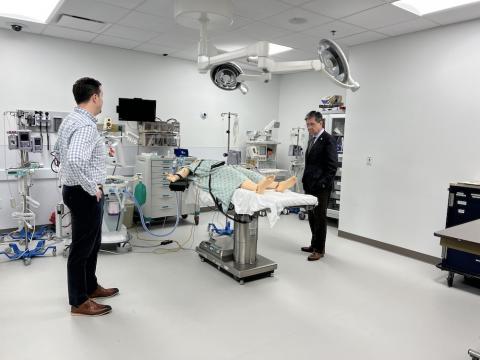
[196,245,277,285]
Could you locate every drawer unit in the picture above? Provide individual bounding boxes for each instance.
[442,248,480,276]
[135,155,196,220]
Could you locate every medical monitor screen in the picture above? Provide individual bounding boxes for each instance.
[117,98,156,122]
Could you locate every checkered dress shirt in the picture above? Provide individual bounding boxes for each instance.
[54,107,106,196]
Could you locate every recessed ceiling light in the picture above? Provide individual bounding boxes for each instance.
[392,0,480,16]
[288,17,307,25]
[0,0,64,24]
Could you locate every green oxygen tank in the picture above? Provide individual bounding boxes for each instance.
[134,180,147,206]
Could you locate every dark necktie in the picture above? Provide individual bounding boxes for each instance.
[306,137,315,155]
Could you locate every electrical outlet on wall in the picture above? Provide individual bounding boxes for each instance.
[366,156,373,166]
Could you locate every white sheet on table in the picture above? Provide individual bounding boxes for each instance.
[231,189,317,227]
[185,184,318,227]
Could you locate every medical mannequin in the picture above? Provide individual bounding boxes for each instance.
[166,160,296,210]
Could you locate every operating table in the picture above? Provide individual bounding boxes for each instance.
[193,187,318,284]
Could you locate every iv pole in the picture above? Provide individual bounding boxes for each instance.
[221,112,238,158]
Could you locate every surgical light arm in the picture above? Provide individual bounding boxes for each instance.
[199,37,360,91]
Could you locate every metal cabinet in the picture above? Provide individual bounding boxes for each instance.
[436,183,480,287]
[324,111,345,219]
[446,183,480,228]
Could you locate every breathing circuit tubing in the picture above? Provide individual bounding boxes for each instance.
[125,190,181,237]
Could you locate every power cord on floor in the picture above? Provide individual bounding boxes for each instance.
[131,220,198,254]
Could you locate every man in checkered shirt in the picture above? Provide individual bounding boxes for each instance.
[55,77,118,316]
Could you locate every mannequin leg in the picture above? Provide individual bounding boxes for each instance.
[240,176,275,194]
[266,176,297,192]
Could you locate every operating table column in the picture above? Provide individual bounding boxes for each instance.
[233,214,258,265]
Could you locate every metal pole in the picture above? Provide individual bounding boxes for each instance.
[20,150,30,251]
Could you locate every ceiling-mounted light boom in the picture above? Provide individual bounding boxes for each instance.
[175,0,360,94]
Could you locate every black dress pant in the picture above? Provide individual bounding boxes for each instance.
[307,189,331,254]
[62,185,104,306]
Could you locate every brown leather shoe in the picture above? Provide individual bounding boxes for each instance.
[71,299,112,316]
[301,246,314,253]
[307,252,325,261]
[89,285,119,299]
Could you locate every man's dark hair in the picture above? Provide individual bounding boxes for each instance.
[305,110,324,124]
[72,77,102,104]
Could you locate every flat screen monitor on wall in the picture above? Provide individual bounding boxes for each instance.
[117,98,156,122]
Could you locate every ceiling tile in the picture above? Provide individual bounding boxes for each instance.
[222,15,256,31]
[302,0,385,19]
[118,11,174,33]
[274,32,321,51]
[262,7,333,31]
[135,0,174,17]
[0,17,46,34]
[92,34,141,49]
[134,43,178,56]
[425,3,480,25]
[57,0,131,23]
[234,21,291,42]
[232,0,292,20]
[342,4,418,29]
[149,28,198,49]
[102,24,157,41]
[302,20,365,39]
[336,30,387,46]
[43,25,98,41]
[376,18,438,36]
[93,0,145,10]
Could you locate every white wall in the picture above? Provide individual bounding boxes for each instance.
[339,19,480,257]
[0,29,280,228]
[276,71,346,169]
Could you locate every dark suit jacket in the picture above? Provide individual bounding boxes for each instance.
[301,130,338,195]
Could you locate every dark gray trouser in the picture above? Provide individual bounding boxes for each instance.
[62,185,104,306]
[307,189,331,254]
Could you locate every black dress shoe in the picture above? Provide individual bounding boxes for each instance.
[301,246,314,253]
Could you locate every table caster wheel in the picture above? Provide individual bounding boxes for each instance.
[447,272,454,287]
[52,248,57,257]
[299,212,306,220]
[23,257,32,266]
[194,215,199,226]
[239,279,245,285]
[199,256,205,262]
[63,248,70,258]
[182,214,188,219]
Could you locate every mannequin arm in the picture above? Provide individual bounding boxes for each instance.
[166,167,191,182]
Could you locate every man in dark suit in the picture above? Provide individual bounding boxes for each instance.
[301,111,338,261]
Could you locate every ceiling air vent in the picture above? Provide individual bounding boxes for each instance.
[57,14,109,32]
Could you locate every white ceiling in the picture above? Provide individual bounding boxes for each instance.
[1,0,480,62]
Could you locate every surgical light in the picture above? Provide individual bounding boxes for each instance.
[210,62,244,92]
[0,0,64,23]
[392,0,480,15]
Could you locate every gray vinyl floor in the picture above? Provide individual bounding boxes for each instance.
[0,213,479,360]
